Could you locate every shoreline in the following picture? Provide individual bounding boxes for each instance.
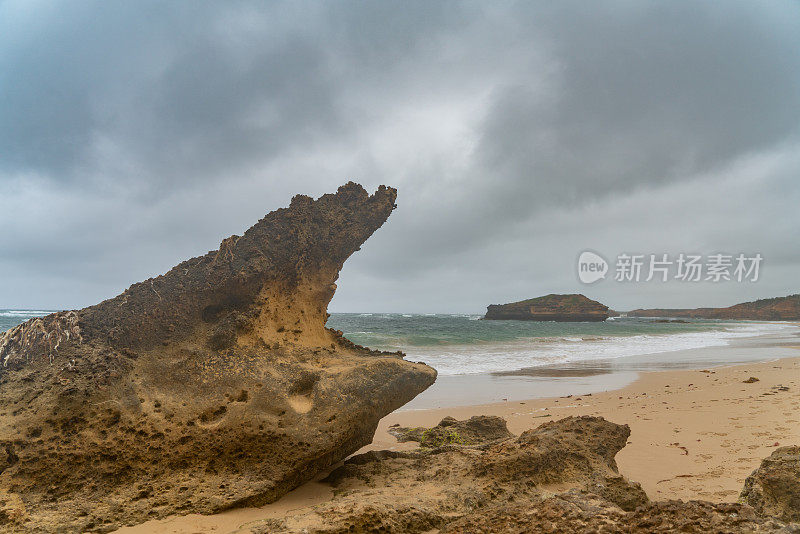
[401,323,800,410]
[366,351,800,502]
[117,336,800,533]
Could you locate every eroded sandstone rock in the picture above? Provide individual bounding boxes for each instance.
[250,416,800,534]
[441,493,790,533]
[389,415,513,447]
[259,416,649,533]
[0,183,436,532]
[484,294,610,322]
[741,445,800,523]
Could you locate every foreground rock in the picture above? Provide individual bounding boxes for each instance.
[259,416,650,532]
[0,183,436,532]
[389,415,513,447]
[629,294,800,320]
[741,446,800,523]
[441,494,789,533]
[484,293,611,322]
[254,415,797,533]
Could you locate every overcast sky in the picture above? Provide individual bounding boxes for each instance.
[1,1,799,313]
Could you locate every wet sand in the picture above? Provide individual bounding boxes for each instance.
[400,326,800,409]
[117,341,800,533]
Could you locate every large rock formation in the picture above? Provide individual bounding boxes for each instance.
[0,183,436,532]
[629,294,800,320]
[484,294,610,322]
[741,446,800,523]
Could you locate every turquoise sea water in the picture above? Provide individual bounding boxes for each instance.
[2,310,793,377]
[327,313,737,348]
[327,313,793,375]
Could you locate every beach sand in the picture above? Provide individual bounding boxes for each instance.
[117,348,800,533]
[369,352,800,502]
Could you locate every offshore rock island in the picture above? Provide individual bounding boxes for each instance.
[484,293,612,322]
[0,183,436,532]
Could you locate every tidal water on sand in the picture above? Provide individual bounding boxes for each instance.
[327,313,800,408]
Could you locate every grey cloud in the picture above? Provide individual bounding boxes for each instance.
[480,1,800,194]
[339,145,800,312]
[1,1,466,191]
[454,0,800,231]
[344,0,800,282]
[1,1,799,311]
[1,2,340,186]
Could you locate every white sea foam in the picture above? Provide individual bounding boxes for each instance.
[0,310,55,317]
[404,322,796,376]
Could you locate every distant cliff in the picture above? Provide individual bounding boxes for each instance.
[629,294,800,320]
[484,294,610,322]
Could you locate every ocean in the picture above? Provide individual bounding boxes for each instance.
[2,310,794,377]
[326,313,796,376]
[0,309,59,334]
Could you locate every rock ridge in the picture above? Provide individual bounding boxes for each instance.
[0,182,436,532]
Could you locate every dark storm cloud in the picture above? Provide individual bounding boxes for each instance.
[1,2,339,184]
[0,1,463,189]
[1,0,799,311]
[374,0,800,265]
[477,1,800,207]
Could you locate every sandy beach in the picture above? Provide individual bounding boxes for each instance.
[370,352,800,503]
[117,338,800,533]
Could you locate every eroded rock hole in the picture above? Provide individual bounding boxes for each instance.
[201,304,224,323]
[198,405,227,424]
[289,373,320,397]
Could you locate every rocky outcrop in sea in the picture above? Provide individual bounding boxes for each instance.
[484,294,611,322]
